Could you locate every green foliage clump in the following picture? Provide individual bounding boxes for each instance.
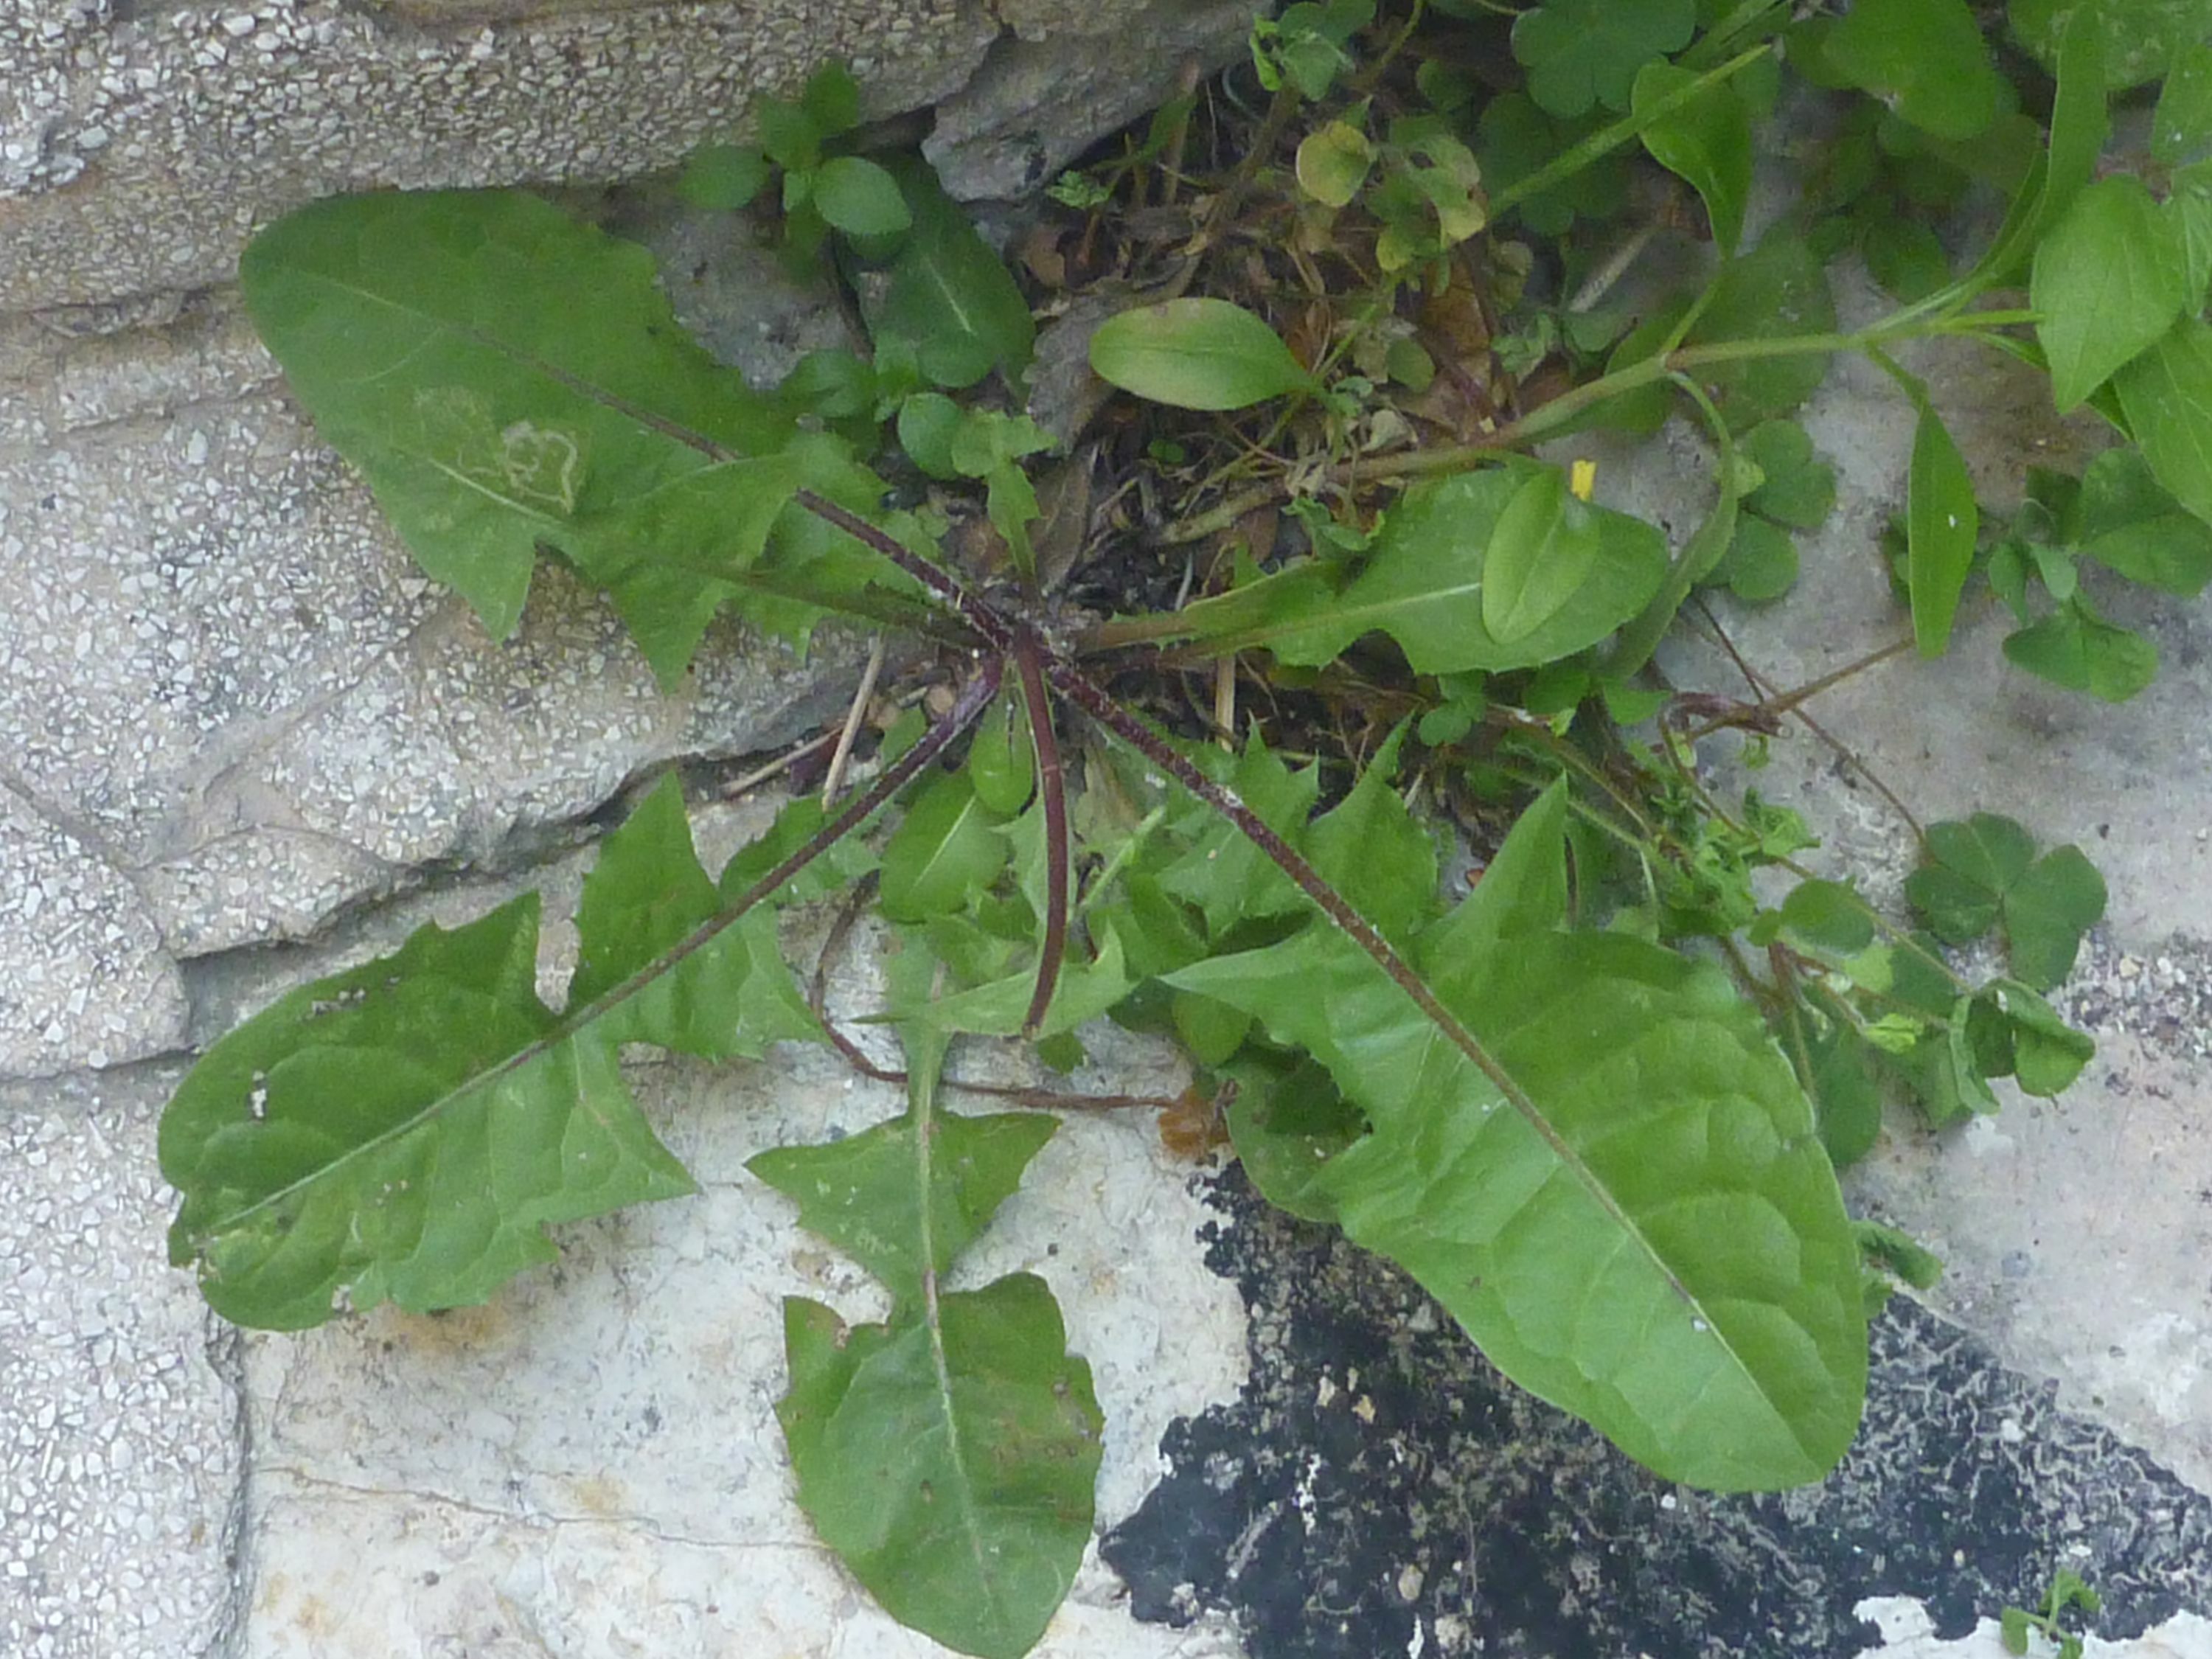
[155,4,2212,1649]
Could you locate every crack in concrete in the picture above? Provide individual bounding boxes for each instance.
[254,1464,822,1557]
[197,1317,254,1659]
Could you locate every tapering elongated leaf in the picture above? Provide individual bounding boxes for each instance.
[1185,470,1668,671]
[1088,298,1318,411]
[778,1280,1103,1659]
[239,189,860,685]
[1169,917,1867,1491]
[749,1109,1054,1310]
[766,1002,1099,1659]
[159,779,821,1329]
[1907,404,1978,656]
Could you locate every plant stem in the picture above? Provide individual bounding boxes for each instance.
[1489,44,1774,221]
[1012,629,1071,1036]
[795,489,1012,652]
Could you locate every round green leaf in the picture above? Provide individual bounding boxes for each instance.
[1295,121,1374,208]
[1088,298,1318,411]
[678,143,771,211]
[811,156,914,237]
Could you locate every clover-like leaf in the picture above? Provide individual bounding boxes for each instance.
[1510,0,1695,118]
[1905,813,2107,989]
[1739,420,1837,530]
[159,779,824,1329]
[2003,596,2159,703]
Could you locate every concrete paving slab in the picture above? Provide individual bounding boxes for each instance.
[0,1068,245,1659]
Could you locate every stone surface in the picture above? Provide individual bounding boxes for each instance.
[0,1068,246,1659]
[0,288,869,1077]
[0,0,986,312]
[925,0,1256,201]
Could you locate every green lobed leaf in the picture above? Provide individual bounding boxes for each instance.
[765,998,1100,1659]
[1158,740,1323,934]
[1906,403,1978,656]
[159,777,832,1329]
[1302,725,1441,945]
[1633,61,1752,255]
[1231,469,1669,672]
[1171,922,1867,1490]
[748,1088,1054,1310]
[1419,778,1569,961]
[1906,813,2107,989]
[898,928,1134,1040]
[2032,177,2196,411]
[2003,597,2159,703]
[237,189,817,684]
[2113,318,2212,527]
[572,777,819,1054]
[1510,0,1695,119]
[1828,0,2004,140]
[777,1279,1102,1659]
[1088,298,1318,412]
